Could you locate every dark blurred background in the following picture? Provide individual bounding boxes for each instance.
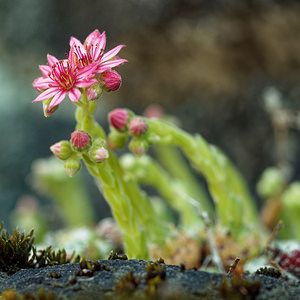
[0,0,299,229]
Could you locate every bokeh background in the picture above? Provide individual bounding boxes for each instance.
[0,0,299,231]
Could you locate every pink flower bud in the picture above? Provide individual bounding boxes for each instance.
[86,84,102,101]
[100,71,122,92]
[71,130,91,152]
[108,108,130,131]
[129,117,147,135]
[50,141,72,160]
[89,146,109,163]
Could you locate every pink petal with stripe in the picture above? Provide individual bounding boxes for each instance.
[32,87,59,103]
[49,90,67,108]
[102,45,125,62]
[39,65,52,76]
[76,78,97,88]
[68,88,81,102]
[69,36,84,49]
[47,54,59,67]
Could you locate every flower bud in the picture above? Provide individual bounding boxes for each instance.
[129,137,149,156]
[64,159,81,177]
[107,130,128,150]
[86,83,102,101]
[108,108,131,131]
[129,117,147,136]
[89,146,109,163]
[100,71,122,92]
[71,130,91,152]
[43,99,58,117]
[50,141,73,160]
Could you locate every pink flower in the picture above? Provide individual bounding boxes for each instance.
[69,29,127,74]
[32,54,98,109]
[100,70,122,92]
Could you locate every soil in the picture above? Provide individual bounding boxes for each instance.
[0,259,299,299]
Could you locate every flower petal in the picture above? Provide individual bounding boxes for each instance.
[98,31,106,51]
[76,78,98,88]
[102,45,125,62]
[69,36,84,48]
[85,29,101,46]
[68,88,81,102]
[76,63,97,78]
[98,59,127,72]
[39,65,52,76]
[47,54,59,67]
[32,87,59,103]
[49,90,67,108]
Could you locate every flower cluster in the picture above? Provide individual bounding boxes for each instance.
[50,129,109,177]
[33,30,126,115]
[108,108,152,156]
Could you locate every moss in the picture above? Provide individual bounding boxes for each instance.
[108,251,128,260]
[115,270,140,295]
[0,224,80,275]
[255,267,281,278]
[75,256,110,277]
[145,262,166,295]
[0,287,57,300]
[219,274,261,300]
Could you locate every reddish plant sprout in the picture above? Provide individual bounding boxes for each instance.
[279,250,300,276]
[109,108,131,131]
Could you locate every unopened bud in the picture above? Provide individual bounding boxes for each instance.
[71,130,91,152]
[108,108,131,131]
[43,99,58,117]
[107,130,128,150]
[50,141,73,160]
[89,146,109,163]
[100,71,122,92]
[129,117,147,135]
[129,137,149,156]
[64,159,81,177]
[86,84,102,101]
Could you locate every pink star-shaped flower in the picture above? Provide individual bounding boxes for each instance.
[69,29,127,73]
[33,54,98,109]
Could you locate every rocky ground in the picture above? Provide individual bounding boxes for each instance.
[0,259,300,299]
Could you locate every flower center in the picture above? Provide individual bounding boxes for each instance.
[49,61,76,90]
[73,43,104,68]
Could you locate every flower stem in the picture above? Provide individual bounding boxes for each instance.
[74,92,169,258]
[147,118,259,237]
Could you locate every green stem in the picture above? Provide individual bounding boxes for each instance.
[74,92,169,258]
[153,145,213,218]
[147,118,259,237]
[120,154,205,233]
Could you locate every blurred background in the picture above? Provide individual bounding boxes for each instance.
[0,0,299,233]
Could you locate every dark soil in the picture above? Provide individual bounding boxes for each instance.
[0,259,299,299]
